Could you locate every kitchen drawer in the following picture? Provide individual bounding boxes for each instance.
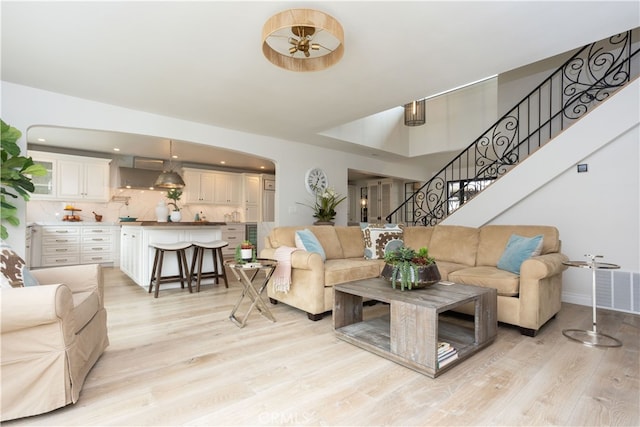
[83,227,113,236]
[222,225,244,233]
[81,253,114,264]
[223,232,244,245]
[81,243,112,253]
[42,227,80,237]
[222,233,244,254]
[82,235,112,244]
[42,245,80,255]
[42,254,81,266]
[43,235,81,245]
[221,225,245,251]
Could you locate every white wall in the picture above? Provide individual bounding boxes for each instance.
[409,77,498,157]
[1,82,429,255]
[320,77,499,160]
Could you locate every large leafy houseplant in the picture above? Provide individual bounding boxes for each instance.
[299,186,347,223]
[1,120,47,240]
[382,245,440,291]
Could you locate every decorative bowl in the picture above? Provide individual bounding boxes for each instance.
[119,216,138,222]
[380,263,441,290]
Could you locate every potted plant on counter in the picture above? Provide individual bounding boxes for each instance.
[381,246,441,291]
[166,189,182,222]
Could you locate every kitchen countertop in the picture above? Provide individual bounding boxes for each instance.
[121,221,228,226]
[32,221,121,226]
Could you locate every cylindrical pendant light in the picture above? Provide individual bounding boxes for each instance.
[404,99,426,126]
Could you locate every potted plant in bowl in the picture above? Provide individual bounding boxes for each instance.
[166,189,182,222]
[381,246,441,291]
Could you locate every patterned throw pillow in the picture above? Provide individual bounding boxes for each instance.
[0,242,39,288]
[361,223,404,259]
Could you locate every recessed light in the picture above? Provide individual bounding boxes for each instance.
[37,138,46,142]
[260,166,265,169]
[172,155,178,159]
[220,161,226,165]
[113,148,120,152]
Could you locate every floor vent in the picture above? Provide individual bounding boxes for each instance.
[595,270,640,315]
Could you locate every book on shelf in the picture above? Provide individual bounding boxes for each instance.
[438,347,457,360]
[438,352,459,368]
[437,341,458,368]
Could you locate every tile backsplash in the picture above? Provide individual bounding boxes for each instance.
[27,188,246,224]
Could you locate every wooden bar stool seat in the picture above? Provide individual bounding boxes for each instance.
[190,240,229,292]
[148,242,193,298]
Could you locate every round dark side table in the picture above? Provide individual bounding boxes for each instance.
[562,254,622,348]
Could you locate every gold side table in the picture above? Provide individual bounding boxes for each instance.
[225,259,277,328]
[562,254,622,348]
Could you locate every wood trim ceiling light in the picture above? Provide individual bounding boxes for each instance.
[262,9,344,72]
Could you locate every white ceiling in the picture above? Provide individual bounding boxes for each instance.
[2,1,638,174]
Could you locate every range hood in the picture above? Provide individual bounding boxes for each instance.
[118,167,163,190]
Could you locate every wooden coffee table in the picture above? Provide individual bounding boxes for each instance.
[333,278,497,378]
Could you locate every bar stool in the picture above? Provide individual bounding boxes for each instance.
[148,242,193,298]
[190,240,229,292]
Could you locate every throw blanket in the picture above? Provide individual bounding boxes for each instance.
[273,246,299,293]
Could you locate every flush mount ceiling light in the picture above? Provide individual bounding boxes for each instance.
[404,99,426,126]
[155,140,185,189]
[262,8,344,72]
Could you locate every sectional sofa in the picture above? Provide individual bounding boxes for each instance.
[260,224,568,336]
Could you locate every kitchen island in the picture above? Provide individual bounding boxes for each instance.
[120,222,239,289]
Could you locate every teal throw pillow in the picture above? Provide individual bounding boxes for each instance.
[497,234,544,275]
[295,229,326,261]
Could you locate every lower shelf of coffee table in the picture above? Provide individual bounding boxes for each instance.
[335,313,489,378]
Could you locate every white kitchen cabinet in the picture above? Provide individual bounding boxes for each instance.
[28,151,111,202]
[183,169,241,205]
[183,169,215,203]
[243,174,260,222]
[120,226,142,283]
[220,224,245,258]
[213,172,242,205]
[119,225,224,288]
[39,226,81,267]
[30,156,56,198]
[81,226,116,264]
[35,224,118,268]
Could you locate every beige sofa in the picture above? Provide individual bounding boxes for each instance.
[0,264,109,421]
[261,224,568,336]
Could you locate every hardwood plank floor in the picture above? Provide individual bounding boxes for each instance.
[5,267,639,426]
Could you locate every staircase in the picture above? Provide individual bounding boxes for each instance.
[387,29,639,226]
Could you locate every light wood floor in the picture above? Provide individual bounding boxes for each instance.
[6,267,639,426]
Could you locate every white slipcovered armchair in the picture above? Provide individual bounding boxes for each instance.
[0,263,109,421]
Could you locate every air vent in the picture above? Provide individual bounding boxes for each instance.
[134,157,164,170]
[596,270,640,315]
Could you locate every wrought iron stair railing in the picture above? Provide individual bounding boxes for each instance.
[387,29,638,226]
